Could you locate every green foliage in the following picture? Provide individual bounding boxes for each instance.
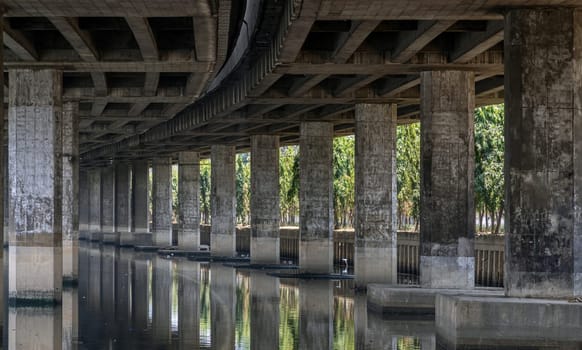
[200,159,211,224]
[333,136,355,228]
[474,104,505,233]
[280,146,300,225]
[236,153,251,225]
[396,123,421,229]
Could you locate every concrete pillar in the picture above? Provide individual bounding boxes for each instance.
[8,69,63,303]
[211,145,236,256]
[354,104,398,286]
[79,170,89,233]
[88,169,102,232]
[419,70,475,289]
[250,135,281,264]
[152,157,172,246]
[299,280,333,349]
[62,101,79,284]
[131,160,149,233]
[115,163,131,233]
[178,151,200,250]
[178,260,200,347]
[101,166,115,233]
[250,272,280,350]
[299,122,334,273]
[210,264,236,349]
[505,8,582,298]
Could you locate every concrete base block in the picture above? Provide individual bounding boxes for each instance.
[153,230,172,247]
[420,256,475,289]
[89,232,102,242]
[118,232,134,246]
[211,233,236,257]
[355,246,397,287]
[299,239,333,274]
[133,233,153,246]
[367,285,502,315]
[102,232,119,245]
[436,294,582,349]
[251,237,280,264]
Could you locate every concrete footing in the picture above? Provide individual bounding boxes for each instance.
[436,294,582,349]
[367,285,502,315]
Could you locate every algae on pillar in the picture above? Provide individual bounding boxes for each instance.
[505,8,582,298]
[419,70,475,289]
[8,69,63,303]
[211,145,236,256]
[299,122,334,273]
[354,103,398,286]
[250,135,280,264]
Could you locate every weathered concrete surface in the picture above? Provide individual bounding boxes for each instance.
[152,158,172,246]
[62,101,79,284]
[100,166,115,233]
[420,70,475,289]
[178,151,200,250]
[210,264,236,349]
[505,8,582,298]
[131,160,149,234]
[436,294,582,348]
[178,260,200,348]
[79,170,89,233]
[8,69,63,303]
[250,272,280,350]
[299,280,333,349]
[367,284,502,314]
[354,104,397,287]
[250,135,280,264]
[211,145,236,256]
[115,163,131,233]
[88,169,101,232]
[299,122,334,273]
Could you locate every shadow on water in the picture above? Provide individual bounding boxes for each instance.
[2,242,581,349]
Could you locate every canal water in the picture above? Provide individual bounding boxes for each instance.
[3,242,580,349]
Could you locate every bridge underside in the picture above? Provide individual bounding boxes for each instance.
[2,0,582,307]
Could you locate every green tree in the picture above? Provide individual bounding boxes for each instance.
[279,146,300,225]
[474,104,505,234]
[236,153,251,225]
[333,136,355,228]
[396,123,421,230]
[200,159,211,224]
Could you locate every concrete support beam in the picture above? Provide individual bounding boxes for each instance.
[354,104,397,286]
[62,101,79,284]
[152,157,172,246]
[211,145,236,256]
[391,20,455,63]
[450,21,504,63]
[115,163,131,233]
[8,69,63,303]
[100,166,115,233]
[505,8,582,298]
[131,160,149,233]
[177,151,200,250]
[420,70,475,289]
[299,122,334,273]
[88,169,101,232]
[250,135,280,264]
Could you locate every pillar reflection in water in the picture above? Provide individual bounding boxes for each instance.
[299,280,333,350]
[115,248,133,347]
[152,256,174,344]
[8,306,62,350]
[62,287,79,350]
[250,271,279,350]
[199,264,211,347]
[131,252,151,332]
[178,259,200,347]
[367,310,435,350]
[210,264,236,350]
[88,242,102,314]
[101,245,117,335]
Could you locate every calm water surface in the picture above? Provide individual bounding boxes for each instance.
[4,242,580,349]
